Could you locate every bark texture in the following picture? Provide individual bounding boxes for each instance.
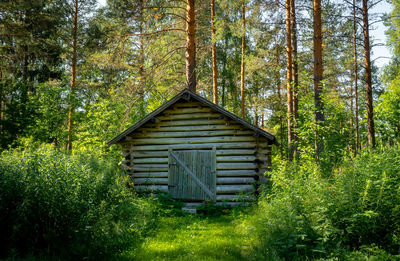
[211,0,218,104]
[286,0,294,161]
[362,0,375,147]
[313,0,324,157]
[353,0,359,153]
[186,0,196,92]
[290,0,298,159]
[240,0,246,118]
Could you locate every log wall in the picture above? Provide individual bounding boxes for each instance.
[120,100,272,204]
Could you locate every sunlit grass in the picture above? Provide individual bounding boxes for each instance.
[119,212,253,261]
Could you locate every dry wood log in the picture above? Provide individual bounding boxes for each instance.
[133,129,253,138]
[217,149,254,155]
[216,185,254,193]
[217,155,255,162]
[134,172,168,178]
[166,107,214,114]
[216,194,253,201]
[217,170,257,177]
[217,177,254,184]
[131,142,256,151]
[140,124,243,132]
[133,164,168,172]
[135,185,168,193]
[131,136,255,145]
[217,163,257,170]
[133,178,168,185]
[157,119,227,126]
[158,112,221,120]
[132,151,169,158]
[133,157,168,164]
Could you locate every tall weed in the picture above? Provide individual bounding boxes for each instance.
[246,145,400,260]
[0,141,156,260]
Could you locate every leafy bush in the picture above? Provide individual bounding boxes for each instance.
[0,141,156,260]
[245,145,400,260]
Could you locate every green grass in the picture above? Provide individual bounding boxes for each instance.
[118,212,253,261]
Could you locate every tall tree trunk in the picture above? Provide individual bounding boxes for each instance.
[186,0,196,92]
[138,0,145,117]
[286,0,294,161]
[240,0,246,118]
[353,0,359,153]
[290,0,298,159]
[211,0,218,104]
[350,70,354,152]
[221,36,228,108]
[362,0,375,147]
[313,0,324,157]
[276,41,284,159]
[67,0,78,151]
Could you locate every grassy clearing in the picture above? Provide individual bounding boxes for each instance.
[119,211,253,261]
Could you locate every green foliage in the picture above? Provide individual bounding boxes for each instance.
[120,214,247,261]
[246,145,400,260]
[0,140,156,260]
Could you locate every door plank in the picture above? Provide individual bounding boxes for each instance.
[169,151,214,199]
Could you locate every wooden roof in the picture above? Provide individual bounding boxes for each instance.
[107,89,276,145]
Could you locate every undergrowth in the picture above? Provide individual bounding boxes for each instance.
[243,145,400,260]
[0,141,157,260]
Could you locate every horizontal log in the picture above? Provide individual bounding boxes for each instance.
[132,151,169,158]
[133,129,253,138]
[131,142,256,151]
[133,157,168,164]
[132,164,168,172]
[166,107,214,114]
[157,119,228,127]
[174,102,204,108]
[134,155,256,164]
[133,172,168,178]
[133,178,168,185]
[217,163,257,170]
[216,194,254,201]
[132,136,255,145]
[135,185,168,193]
[217,170,257,177]
[217,149,255,155]
[217,156,255,162]
[158,112,221,121]
[217,177,254,184]
[140,124,243,132]
[217,185,254,194]
[131,149,255,157]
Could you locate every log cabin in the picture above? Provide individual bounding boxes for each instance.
[108,89,276,208]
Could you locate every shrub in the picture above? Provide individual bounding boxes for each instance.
[246,145,400,260]
[0,141,156,260]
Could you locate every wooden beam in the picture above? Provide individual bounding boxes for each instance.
[217,163,257,170]
[131,142,256,151]
[131,136,255,145]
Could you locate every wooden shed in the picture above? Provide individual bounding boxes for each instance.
[108,89,276,207]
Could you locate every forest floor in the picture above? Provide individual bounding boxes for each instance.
[118,210,254,261]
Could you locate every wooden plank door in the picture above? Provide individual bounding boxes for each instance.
[168,149,216,200]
